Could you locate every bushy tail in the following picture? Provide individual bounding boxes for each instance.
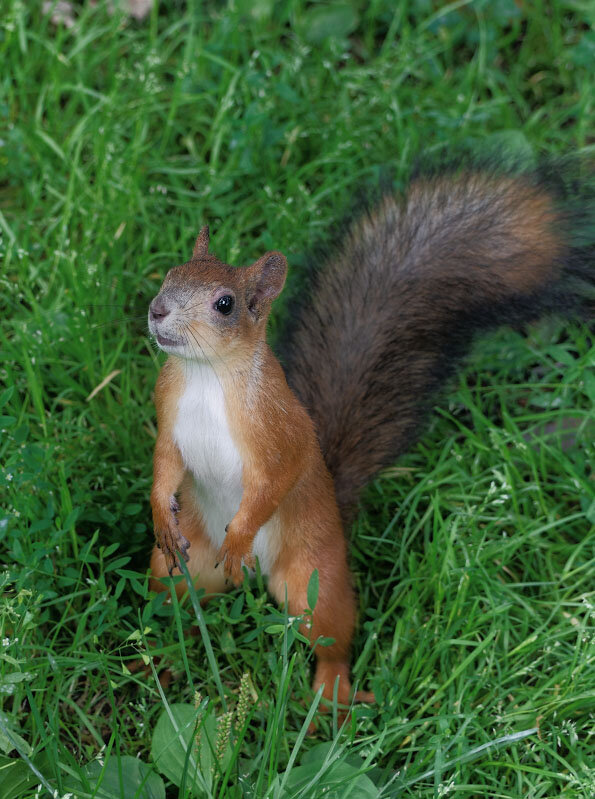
[281,156,594,520]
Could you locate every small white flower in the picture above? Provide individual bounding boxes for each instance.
[437,777,455,797]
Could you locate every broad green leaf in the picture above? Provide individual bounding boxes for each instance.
[150,703,221,796]
[229,593,245,620]
[272,742,381,798]
[66,755,165,799]
[0,753,54,799]
[0,386,14,409]
[271,757,380,798]
[0,713,32,757]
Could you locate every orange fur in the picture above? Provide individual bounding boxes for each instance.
[150,360,189,573]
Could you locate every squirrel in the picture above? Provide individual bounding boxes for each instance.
[147,158,593,713]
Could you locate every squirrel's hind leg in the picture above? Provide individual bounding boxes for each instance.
[268,545,374,712]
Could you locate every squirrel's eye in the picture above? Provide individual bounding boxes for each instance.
[214,295,234,315]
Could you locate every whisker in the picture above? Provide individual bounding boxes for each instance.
[180,319,288,415]
[178,302,205,316]
[178,315,235,375]
[181,292,198,311]
[90,314,148,330]
[184,323,234,381]
[184,324,215,368]
[183,323,220,361]
[184,326,204,382]
[84,303,141,309]
[183,324,230,397]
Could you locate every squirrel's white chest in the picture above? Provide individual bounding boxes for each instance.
[173,363,242,497]
[172,362,277,573]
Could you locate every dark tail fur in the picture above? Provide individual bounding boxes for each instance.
[281,157,594,521]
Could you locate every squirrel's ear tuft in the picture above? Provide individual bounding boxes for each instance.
[192,226,210,258]
[247,252,288,317]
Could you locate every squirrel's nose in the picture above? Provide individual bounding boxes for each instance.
[149,297,170,322]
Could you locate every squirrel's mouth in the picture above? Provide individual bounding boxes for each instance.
[156,332,183,348]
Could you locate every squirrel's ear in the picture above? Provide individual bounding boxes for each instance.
[247,251,288,317]
[192,226,210,258]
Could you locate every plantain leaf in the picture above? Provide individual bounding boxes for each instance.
[66,756,165,799]
[151,703,221,796]
[0,753,54,799]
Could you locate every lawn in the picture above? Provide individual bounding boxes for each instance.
[0,1,593,797]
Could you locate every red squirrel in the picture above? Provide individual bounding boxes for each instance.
[148,227,372,707]
[148,162,593,711]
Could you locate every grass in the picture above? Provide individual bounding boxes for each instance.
[1,0,594,796]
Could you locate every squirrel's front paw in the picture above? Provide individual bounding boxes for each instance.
[215,527,255,586]
[155,503,190,576]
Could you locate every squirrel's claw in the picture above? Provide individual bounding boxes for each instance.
[165,541,190,577]
[157,518,191,577]
[159,500,189,573]
[215,537,255,587]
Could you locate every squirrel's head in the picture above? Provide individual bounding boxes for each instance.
[148,226,287,362]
